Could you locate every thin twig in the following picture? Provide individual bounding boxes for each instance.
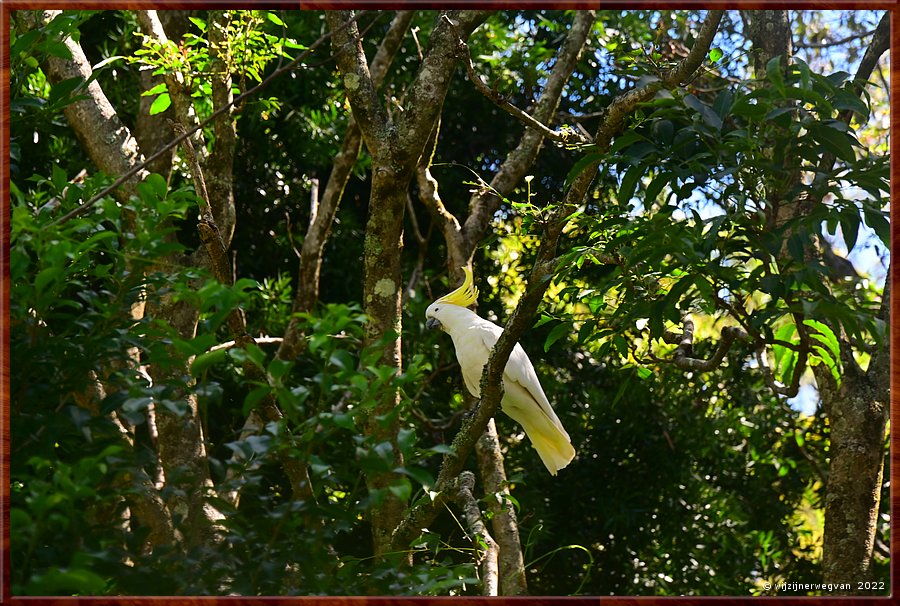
[795,28,878,49]
[457,38,590,146]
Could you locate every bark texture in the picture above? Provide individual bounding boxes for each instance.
[25,10,147,201]
[23,8,228,553]
[205,10,237,247]
[415,12,596,592]
[278,10,414,361]
[452,471,500,595]
[475,420,527,595]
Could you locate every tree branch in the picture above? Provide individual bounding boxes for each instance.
[475,420,528,595]
[461,11,596,253]
[796,27,879,49]
[395,11,492,164]
[666,316,750,372]
[451,471,500,596]
[458,40,589,145]
[325,11,392,155]
[24,10,146,205]
[595,10,724,151]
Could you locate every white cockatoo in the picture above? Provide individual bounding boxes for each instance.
[425,267,575,475]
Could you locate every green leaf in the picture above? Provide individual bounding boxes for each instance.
[533,313,556,329]
[831,89,869,121]
[644,171,672,204]
[398,465,434,489]
[807,123,856,163]
[544,321,571,352]
[188,16,207,31]
[825,70,851,87]
[618,164,643,204]
[810,345,841,385]
[141,82,168,97]
[332,412,355,430]
[145,173,168,199]
[51,164,67,192]
[608,130,647,156]
[245,434,272,455]
[766,56,786,95]
[35,266,63,297]
[839,210,861,252]
[266,12,286,26]
[190,347,228,376]
[730,97,769,120]
[48,76,84,107]
[268,357,293,382]
[40,39,73,61]
[777,347,797,385]
[683,93,723,130]
[709,48,723,63]
[712,88,734,119]
[11,30,41,57]
[787,234,806,262]
[26,568,108,595]
[862,205,890,247]
[243,385,272,415]
[398,427,416,453]
[796,59,811,90]
[773,322,798,376]
[149,92,171,115]
[803,319,839,360]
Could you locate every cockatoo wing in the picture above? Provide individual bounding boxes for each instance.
[464,318,575,475]
[503,342,571,439]
[448,318,496,399]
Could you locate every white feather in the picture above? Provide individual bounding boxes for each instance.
[425,302,576,475]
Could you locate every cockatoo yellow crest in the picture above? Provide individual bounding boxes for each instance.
[425,267,575,475]
[435,266,479,308]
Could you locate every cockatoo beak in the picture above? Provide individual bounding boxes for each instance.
[426,317,442,330]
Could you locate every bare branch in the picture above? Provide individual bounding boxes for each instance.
[755,348,800,398]
[795,27,878,49]
[595,10,724,151]
[668,317,750,372]
[451,471,500,596]
[325,11,392,153]
[476,420,527,595]
[24,10,146,205]
[461,11,596,251]
[458,39,589,146]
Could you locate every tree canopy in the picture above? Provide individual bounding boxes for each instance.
[7,8,890,597]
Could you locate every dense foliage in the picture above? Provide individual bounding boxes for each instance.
[8,9,889,596]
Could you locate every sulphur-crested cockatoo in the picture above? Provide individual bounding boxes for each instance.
[425,267,575,475]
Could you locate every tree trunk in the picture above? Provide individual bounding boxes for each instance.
[819,370,889,585]
[361,168,410,556]
[326,8,490,557]
[817,277,890,586]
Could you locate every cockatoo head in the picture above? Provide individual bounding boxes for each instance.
[425,266,479,332]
